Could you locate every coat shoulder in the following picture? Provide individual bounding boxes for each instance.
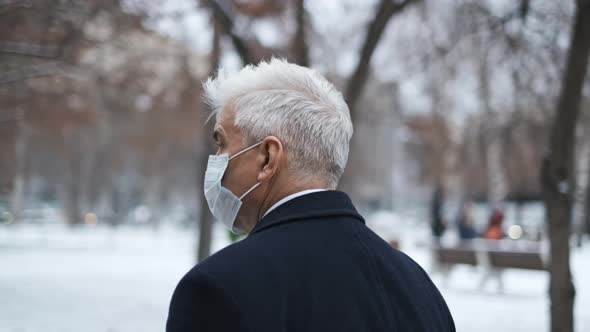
[191,234,265,276]
[166,266,249,332]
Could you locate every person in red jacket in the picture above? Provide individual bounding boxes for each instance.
[484,207,505,240]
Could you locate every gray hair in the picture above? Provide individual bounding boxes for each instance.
[203,58,353,188]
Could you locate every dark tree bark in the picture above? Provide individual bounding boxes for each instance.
[197,134,215,262]
[541,1,590,331]
[63,129,84,226]
[203,0,256,65]
[519,0,530,20]
[0,116,17,198]
[344,0,420,122]
[289,0,309,66]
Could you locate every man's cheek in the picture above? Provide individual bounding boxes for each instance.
[222,171,240,193]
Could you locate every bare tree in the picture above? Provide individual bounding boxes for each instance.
[196,0,421,256]
[478,50,508,205]
[289,0,308,66]
[344,0,421,121]
[2,0,209,227]
[338,0,422,202]
[0,113,18,203]
[541,1,590,331]
[195,0,308,260]
[203,0,257,64]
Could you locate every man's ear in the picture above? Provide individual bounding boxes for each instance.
[257,136,283,182]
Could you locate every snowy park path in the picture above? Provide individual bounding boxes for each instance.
[1,224,588,332]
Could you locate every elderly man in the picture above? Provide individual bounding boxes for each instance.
[166,59,455,332]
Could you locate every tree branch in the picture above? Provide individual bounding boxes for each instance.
[0,63,62,85]
[0,41,60,58]
[345,0,421,120]
[202,0,255,65]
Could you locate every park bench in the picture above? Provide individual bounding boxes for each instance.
[487,249,545,270]
[435,247,478,266]
[432,240,547,290]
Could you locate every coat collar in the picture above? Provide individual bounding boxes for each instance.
[250,190,365,235]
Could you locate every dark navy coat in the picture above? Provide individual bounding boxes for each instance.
[167,191,455,332]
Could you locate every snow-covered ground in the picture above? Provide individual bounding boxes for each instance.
[0,224,232,332]
[0,222,588,332]
[410,242,590,332]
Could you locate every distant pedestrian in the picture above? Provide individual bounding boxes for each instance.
[430,183,446,242]
[484,206,505,240]
[457,201,478,240]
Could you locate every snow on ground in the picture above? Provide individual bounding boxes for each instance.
[0,222,588,332]
[0,224,231,332]
[410,243,590,332]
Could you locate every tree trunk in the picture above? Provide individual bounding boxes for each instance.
[289,0,309,66]
[0,112,17,201]
[63,129,83,226]
[197,169,214,262]
[478,52,507,205]
[196,15,222,262]
[541,1,590,331]
[10,118,28,222]
[339,0,420,203]
[197,120,215,262]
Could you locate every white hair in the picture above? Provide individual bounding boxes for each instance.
[203,58,353,188]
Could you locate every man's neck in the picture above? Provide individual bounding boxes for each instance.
[261,189,327,219]
[256,178,328,222]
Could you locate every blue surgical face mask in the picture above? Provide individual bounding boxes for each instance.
[203,141,263,234]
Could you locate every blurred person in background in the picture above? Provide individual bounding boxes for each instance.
[457,201,478,240]
[430,183,447,243]
[484,206,505,240]
[166,59,455,332]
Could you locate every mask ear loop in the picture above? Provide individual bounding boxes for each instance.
[229,141,263,161]
[239,182,261,200]
[231,141,264,200]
